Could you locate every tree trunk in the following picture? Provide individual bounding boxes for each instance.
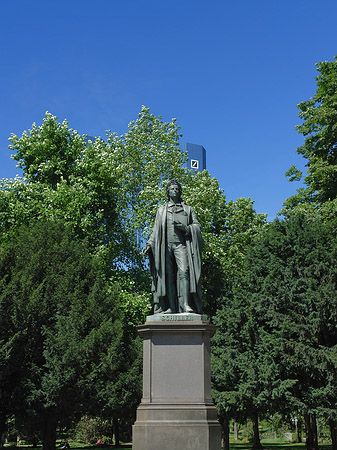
[297,418,303,443]
[251,413,263,449]
[329,419,337,450]
[0,414,6,447]
[221,417,230,450]
[41,410,57,450]
[113,417,119,447]
[304,413,318,450]
[312,415,318,446]
[234,420,238,441]
[289,416,295,431]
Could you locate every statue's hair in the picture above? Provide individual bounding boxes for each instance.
[166,179,182,200]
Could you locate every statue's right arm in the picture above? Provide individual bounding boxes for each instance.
[142,207,162,255]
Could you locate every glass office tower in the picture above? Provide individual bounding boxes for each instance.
[181,142,206,172]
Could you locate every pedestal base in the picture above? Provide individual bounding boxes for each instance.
[133,403,220,450]
[132,315,221,450]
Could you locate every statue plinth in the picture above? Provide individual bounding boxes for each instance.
[132,314,221,450]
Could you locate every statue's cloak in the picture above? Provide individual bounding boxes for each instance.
[147,202,203,313]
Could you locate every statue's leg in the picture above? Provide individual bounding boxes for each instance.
[165,243,178,312]
[174,244,193,313]
[153,295,163,314]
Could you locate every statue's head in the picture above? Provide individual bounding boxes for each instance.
[166,179,182,201]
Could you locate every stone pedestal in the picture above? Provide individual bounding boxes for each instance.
[132,314,221,450]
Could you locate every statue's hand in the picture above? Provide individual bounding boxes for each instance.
[142,244,151,256]
[174,221,188,233]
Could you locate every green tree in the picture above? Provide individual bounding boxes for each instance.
[2,107,188,276]
[3,114,120,254]
[286,55,337,205]
[0,220,141,450]
[1,109,271,448]
[212,272,295,450]
[1,108,186,332]
[214,207,337,450]
[3,108,267,314]
[105,106,186,238]
[9,113,85,188]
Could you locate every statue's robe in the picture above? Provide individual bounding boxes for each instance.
[147,202,203,313]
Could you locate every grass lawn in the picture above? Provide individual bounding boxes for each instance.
[4,439,332,450]
[231,443,332,450]
[4,444,132,450]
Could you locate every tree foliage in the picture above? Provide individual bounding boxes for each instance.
[3,108,186,269]
[213,205,337,450]
[286,55,337,205]
[3,114,119,255]
[0,220,141,450]
[1,106,271,448]
[2,108,266,311]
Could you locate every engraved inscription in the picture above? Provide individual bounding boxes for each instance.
[161,314,195,321]
[145,313,208,323]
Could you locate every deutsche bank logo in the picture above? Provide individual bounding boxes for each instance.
[191,159,199,169]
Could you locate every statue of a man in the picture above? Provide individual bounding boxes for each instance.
[142,180,203,314]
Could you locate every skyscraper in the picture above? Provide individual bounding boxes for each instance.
[181,142,206,172]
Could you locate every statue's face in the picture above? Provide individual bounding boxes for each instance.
[168,184,181,202]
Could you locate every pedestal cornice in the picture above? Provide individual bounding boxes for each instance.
[138,313,216,336]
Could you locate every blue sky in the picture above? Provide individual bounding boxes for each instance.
[1,0,337,220]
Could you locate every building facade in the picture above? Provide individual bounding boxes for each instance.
[181,142,206,172]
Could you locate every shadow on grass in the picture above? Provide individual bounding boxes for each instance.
[230,443,332,450]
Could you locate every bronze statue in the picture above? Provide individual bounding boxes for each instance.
[142,180,203,314]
